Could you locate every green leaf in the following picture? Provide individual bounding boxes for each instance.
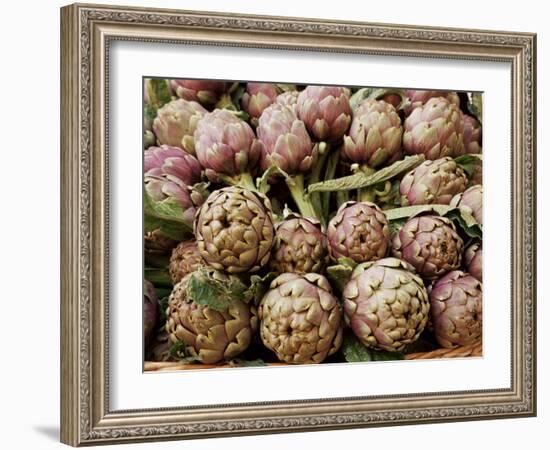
[186,269,249,312]
[228,358,267,367]
[326,258,357,294]
[349,88,375,110]
[467,92,483,123]
[246,272,277,305]
[445,208,482,239]
[143,187,192,240]
[455,154,482,178]
[146,78,172,109]
[342,334,405,362]
[307,155,425,193]
[144,267,173,288]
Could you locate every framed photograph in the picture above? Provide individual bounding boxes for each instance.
[60,3,536,446]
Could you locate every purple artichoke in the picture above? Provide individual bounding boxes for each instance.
[464,242,482,282]
[275,90,300,109]
[463,115,482,154]
[391,215,464,280]
[152,99,207,155]
[450,184,483,225]
[194,109,262,184]
[404,90,460,115]
[194,186,275,274]
[403,97,465,159]
[144,279,158,346]
[259,273,343,364]
[342,99,403,168]
[270,215,328,274]
[296,86,352,142]
[400,157,468,206]
[144,145,205,226]
[343,258,430,351]
[257,104,317,174]
[241,83,281,124]
[168,240,204,284]
[430,271,482,348]
[170,79,229,106]
[327,201,390,263]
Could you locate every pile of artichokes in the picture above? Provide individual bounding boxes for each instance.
[143,79,483,367]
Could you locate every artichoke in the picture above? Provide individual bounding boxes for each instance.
[270,214,328,274]
[391,215,464,280]
[404,90,460,114]
[467,157,483,187]
[194,186,275,274]
[463,115,482,154]
[170,79,229,106]
[168,240,204,284]
[296,86,352,142]
[257,104,319,219]
[450,184,483,225]
[275,90,300,109]
[194,109,262,187]
[403,97,465,159]
[342,99,403,168]
[166,271,258,364]
[152,99,207,155]
[241,83,281,125]
[259,273,343,364]
[144,145,205,225]
[144,229,178,254]
[144,279,158,346]
[429,270,482,348]
[464,242,482,282]
[400,157,468,206]
[327,201,390,263]
[257,104,317,174]
[343,258,429,351]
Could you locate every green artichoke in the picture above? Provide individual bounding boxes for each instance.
[400,157,468,206]
[450,184,483,225]
[342,99,403,168]
[391,215,464,280]
[194,187,275,274]
[296,86,352,143]
[166,270,258,364]
[259,273,343,364]
[168,240,204,284]
[327,201,390,263]
[464,242,482,282]
[403,97,465,159]
[152,99,207,155]
[430,270,482,348]
[170,79,229,107]
[343,258,429,352]
[269,214,328,274]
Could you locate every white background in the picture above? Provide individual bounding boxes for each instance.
[0,0,546,448]
[111,42,511,409]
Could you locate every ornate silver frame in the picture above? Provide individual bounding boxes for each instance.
[60,3,536,446]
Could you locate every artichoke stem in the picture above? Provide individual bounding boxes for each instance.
[222,172,259,193]
[309,142,331,225]
[358,164,377,203]
[286,174,319,220]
